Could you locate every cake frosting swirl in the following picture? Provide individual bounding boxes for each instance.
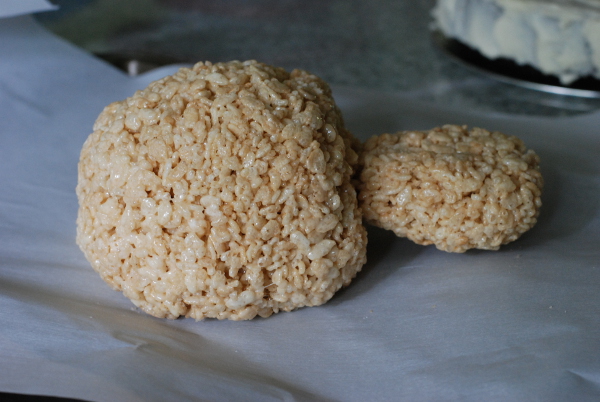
[433,0,600,84]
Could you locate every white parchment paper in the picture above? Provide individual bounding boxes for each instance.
[0,0,56,18]
[1,15,599,402]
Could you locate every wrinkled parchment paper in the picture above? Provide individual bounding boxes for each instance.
[1,15,600,402]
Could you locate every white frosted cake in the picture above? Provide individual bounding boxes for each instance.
[433,0,600,84]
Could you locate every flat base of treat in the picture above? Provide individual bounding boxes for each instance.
[432,31,600,99]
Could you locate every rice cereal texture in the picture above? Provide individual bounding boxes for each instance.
[358,125,543,253]
[76,60,367,320]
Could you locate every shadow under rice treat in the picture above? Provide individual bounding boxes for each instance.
[358,125,543,253]
[76,60,367,320]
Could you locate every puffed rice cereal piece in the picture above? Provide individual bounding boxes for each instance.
[358,125,543,253]
[76,60,367,320]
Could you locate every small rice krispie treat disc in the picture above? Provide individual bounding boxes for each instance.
[358,125,543,253]
[76,60,367,320]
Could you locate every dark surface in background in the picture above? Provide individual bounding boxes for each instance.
[36,0,600,116]
[0,392,87,402]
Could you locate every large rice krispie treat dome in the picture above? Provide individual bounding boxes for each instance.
[358,125,543,253]
[76,60,367,320]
